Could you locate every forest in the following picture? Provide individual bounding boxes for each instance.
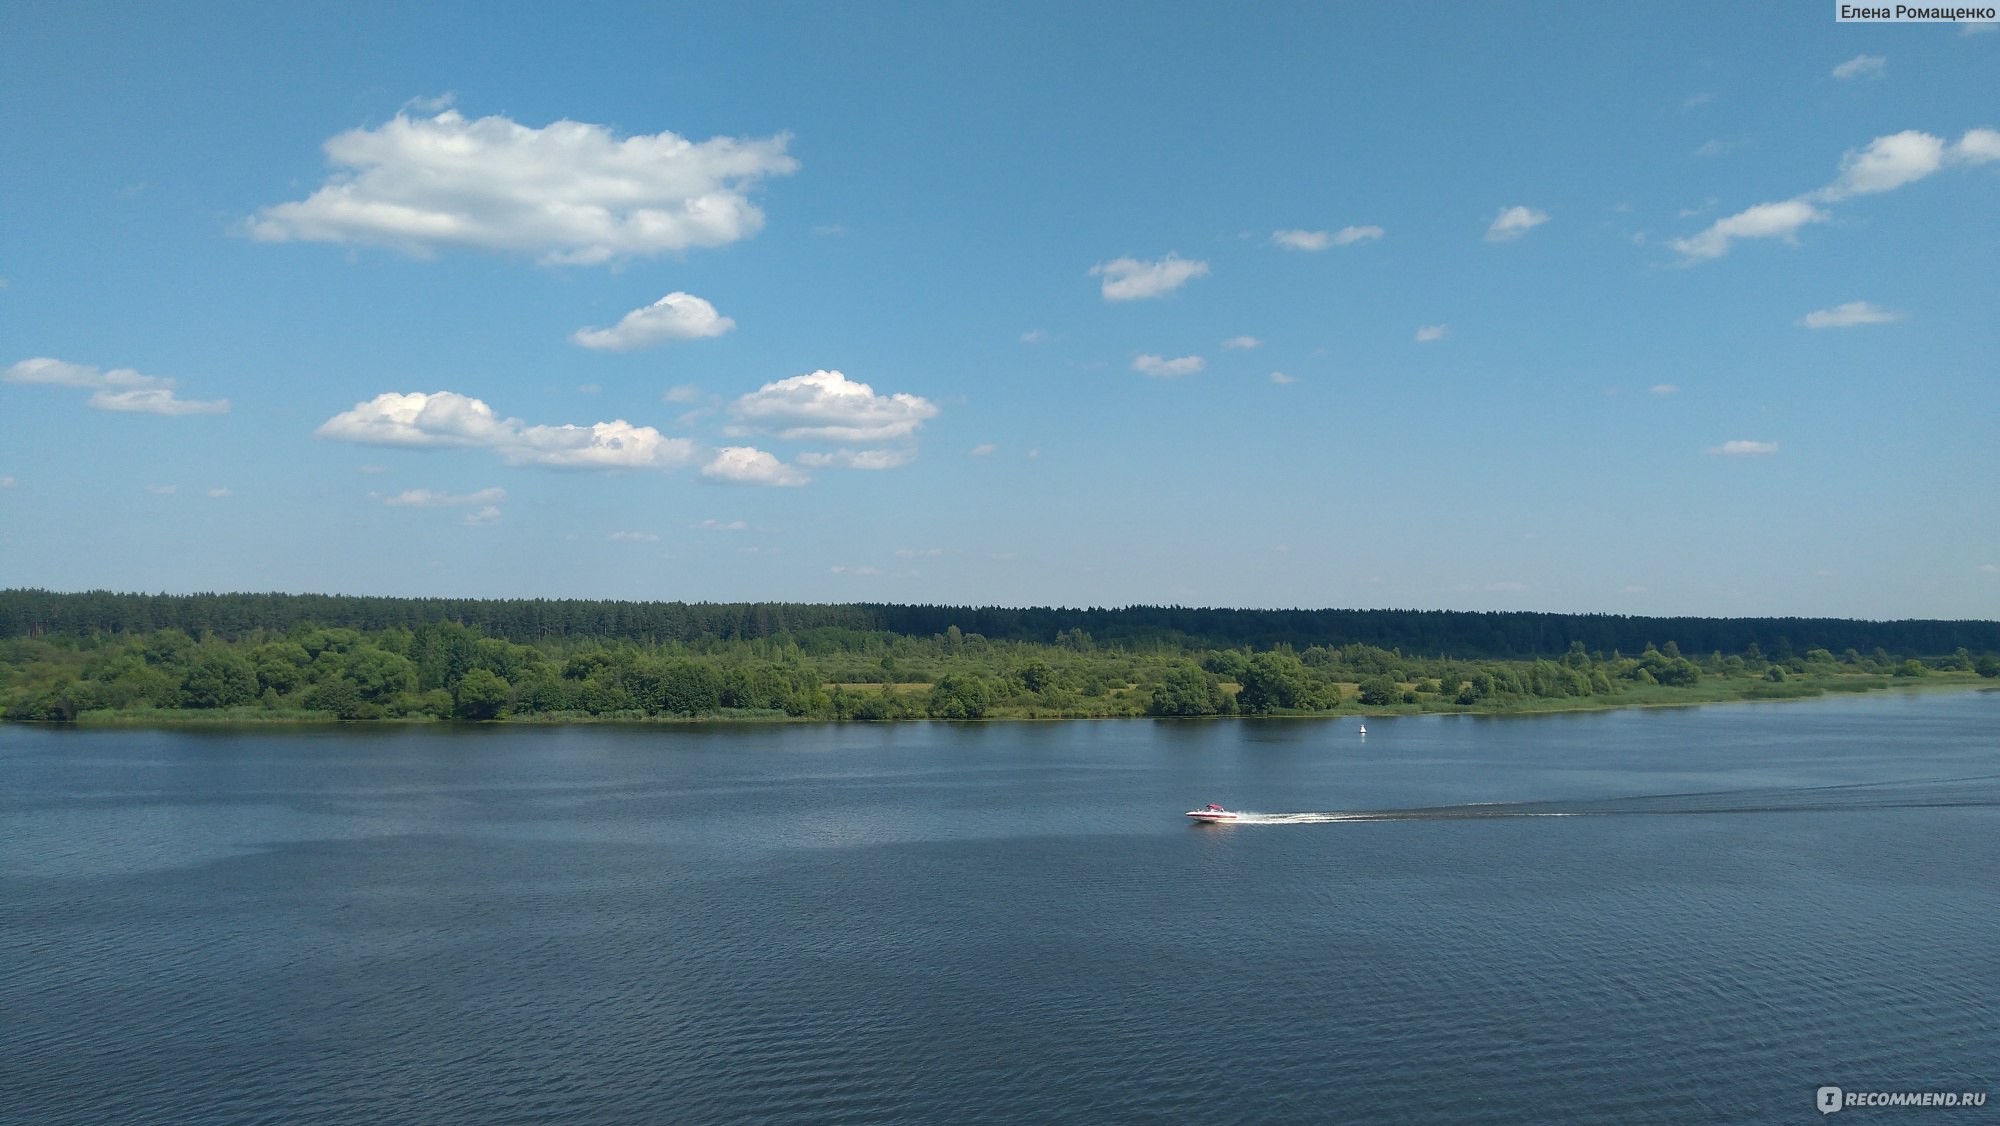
[3,589,1994,724]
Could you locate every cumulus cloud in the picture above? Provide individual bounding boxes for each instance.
[795,448,916,470]
[1802,301,1902,328]
[1270,225,1385,251]
[726,370,937,442]
[382,486,507,507]
[1089,254,1208,300]
[570,291,735,350]
[1819,130,1949,200]
[247,108,798,265]
[1676,128,2000,262]
[1485,206,1549,242]
[461,506,501,526]
[1415,324,1448,343]
[5,357,229,415]
[1222,335,1262,350]
[1832,54,1886,80]
[702,446,808,486]
[317,390,697,469]
[1670,199,1828,261]
[1132,353,1205,378]
[1708,440,1778,456]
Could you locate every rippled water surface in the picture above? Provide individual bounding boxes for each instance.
[4,691,1996,1123]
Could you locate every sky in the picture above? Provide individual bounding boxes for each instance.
[2,2,1996,619]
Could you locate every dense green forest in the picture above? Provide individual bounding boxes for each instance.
[3,589,1994,724]
[4,589,1998,656]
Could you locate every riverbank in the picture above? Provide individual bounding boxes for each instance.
[35,672,1989,727]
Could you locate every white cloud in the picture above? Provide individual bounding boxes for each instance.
[577,383,601,394]
[727,370,937,442]
[1820,130,1948,199]
[1650,383,1679,395]
[970,443,997,456]
[795,448,915,470]
[1270,225,1384,251]
[697,519,747,531]
[829,565,880,575]
[1802,301,1902,328]
[1485,206,1549,242]
[88,389,230,416]
[1708,440,1778,456]
[1089,254,1208,300]
[570,291,735,350]
[207,487,233,498]
[1980,562,1999,573]
[461,506,501,526]
[382,486,507,507]
[248,108,798,265]
[1415,324,1448,343]
[1953,127,2000,163]
[895,547,944,558]
[1132,353,1205,378]
[1684,92,1717,109]
[1269,372,1298,385]
[0,475,16,488]
[1680,128,2000,263]
[1221,335,1262,350]
[1671,199,1828,261]
[358,464,387,474]
[702,446,808,486]
[608,530,660,542]
[1020,329,1047,344]
[317,390,697,469]
[1271,229,1330,251]
[663,384,708,404]
[5,357,229,415]
[1832,54,1886,80]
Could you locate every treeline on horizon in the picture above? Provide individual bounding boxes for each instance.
[3,589,1997,659]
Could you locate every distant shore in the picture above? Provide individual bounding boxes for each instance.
[31,676,1990,729]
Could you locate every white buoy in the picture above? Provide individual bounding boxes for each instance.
[1359,724,1367,736]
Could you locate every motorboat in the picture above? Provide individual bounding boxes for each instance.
[1186,803,1240,823]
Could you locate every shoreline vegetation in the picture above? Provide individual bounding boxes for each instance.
[3,590,1996,725]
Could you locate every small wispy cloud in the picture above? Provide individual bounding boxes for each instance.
[829,565,880,575]
[5,357,229,416]
[1485,206,1549,242]
[1650,383,1679,395]
[795,448,915,470]
[1132,353,1205,378]
[207,487,233,498]
[1801,301,1901,328]
[147,484,177,495]
[970,443,997,456]
[1683,92,1717,109]
[0,475,16,488]
[1270,225,1383,252]
[1269,372,1298,385]
[696,519,747,531]
[1708,440,1778,456]
[1020,329,1047,344]
[608,530,660,542]
[1415,324,1448,343]
[1221,335,1262,350]
[1089,254,1209,301]
[382,486,507,507]
[461,505,501,526]
[1832,54,1886,80]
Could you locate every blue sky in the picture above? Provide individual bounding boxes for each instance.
[3,2,1995,618]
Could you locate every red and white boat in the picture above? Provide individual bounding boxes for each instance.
[1186,803,1240,823]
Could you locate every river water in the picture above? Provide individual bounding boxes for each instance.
[3,690,1995,1123]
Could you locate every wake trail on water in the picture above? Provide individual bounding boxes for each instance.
[1228,774,2000,825]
